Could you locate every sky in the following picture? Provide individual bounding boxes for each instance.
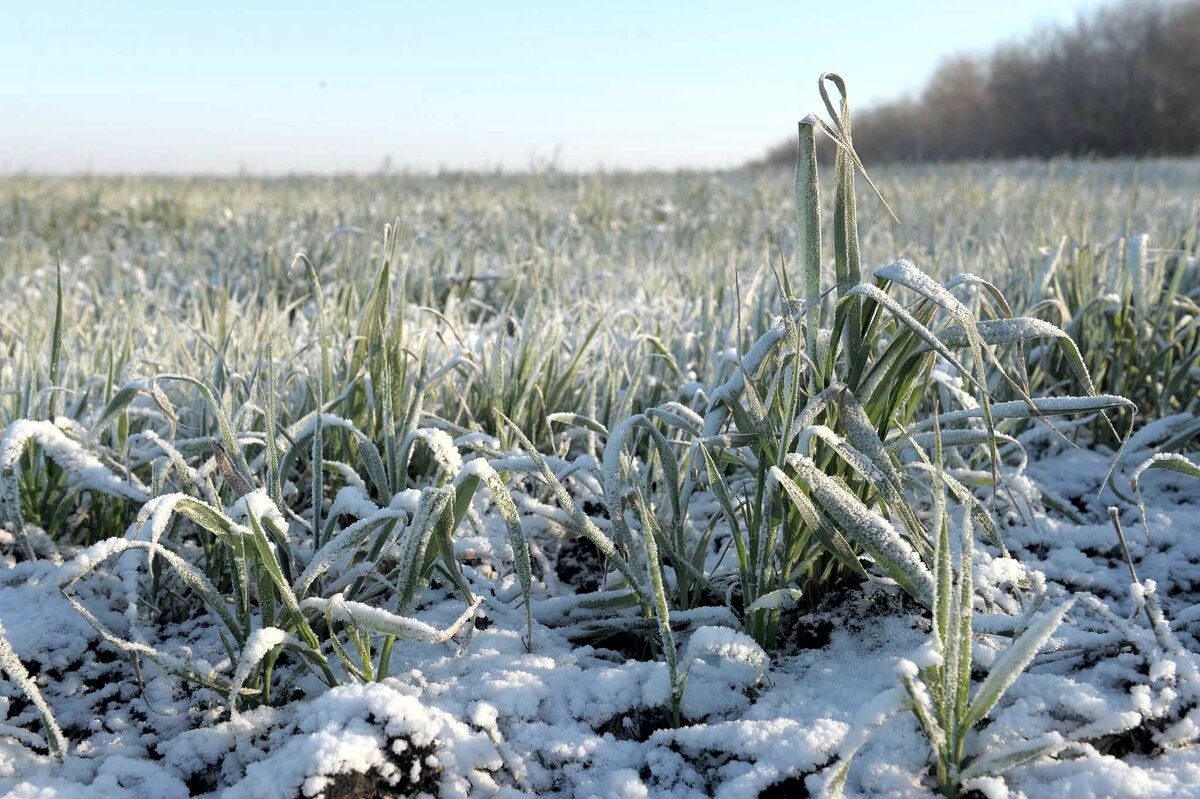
[0,0,1114,175]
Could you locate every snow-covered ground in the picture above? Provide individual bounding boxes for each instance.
[0,439,1197,799]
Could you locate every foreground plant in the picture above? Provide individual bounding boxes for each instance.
[48,382,515,711]
[1129,451,1200,540]
[825,468,1074,797]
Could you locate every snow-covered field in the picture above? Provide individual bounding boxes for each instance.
[0,155,1197,798]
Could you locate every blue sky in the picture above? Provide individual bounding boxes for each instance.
[1,0,1111,174]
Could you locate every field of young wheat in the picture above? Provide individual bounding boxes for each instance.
[1,89,1198,798]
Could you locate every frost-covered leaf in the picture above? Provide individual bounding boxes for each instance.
[964,599,1075,730]
[787,454,933,606]
[0,618,65,759]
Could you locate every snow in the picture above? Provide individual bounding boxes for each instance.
[676,627,768,722]
[0,419,149,505]
[402,428,464,477]
[229,628,294,713]
[0,427,1199,796]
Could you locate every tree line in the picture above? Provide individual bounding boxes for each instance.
[760,0,1200,165]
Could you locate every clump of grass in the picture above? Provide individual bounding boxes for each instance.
[823,451,1074,797]
[50,374,518,710]
[518,75,1126,656]
[0,228,536,718]
[1020,234,1200,446]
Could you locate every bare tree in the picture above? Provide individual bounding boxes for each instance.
[757,0,1200,165]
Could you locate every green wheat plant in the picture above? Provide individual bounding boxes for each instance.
[824,459,1075,797]
[49,372,522,711]
[1020,235,1200,446]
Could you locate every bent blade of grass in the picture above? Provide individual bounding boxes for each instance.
[399,427,464,483]
[602,413,684,553]
[1,419,150,503]
[227,627,294,715]
[645,406,702,437]
[136,430,218,504]
[701,314,794,438]
[278,413,391,503]
[935,317,1100,413]
[958,733,1067,783]
[301,593,482,643]
[547,412,609,437]
[456,460,533,643]
[816,72,898,224]
[945,272,1016,320]
[59,538,245,689]
[294,508,408,598]
[89,379,146,438]
[153,373,253,480]
[1,419,150,558]
[825,76,864,375]
[872,260,1003,477]
[906,395,1135,433]
[1131,453,1200,541]
[0,618,65,759]
[498,411,646,605]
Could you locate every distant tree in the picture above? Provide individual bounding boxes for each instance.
[756,0,1200,165]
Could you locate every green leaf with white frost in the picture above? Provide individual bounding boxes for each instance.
[795,116,822,381]
[1131,453,1200,540]
[770,465,866,579]
[959,734,1067,782]
[963,599,1075,730]
[228,627,294,714]
[391,486,453,614]
[547,412,609,437]
[457,460,533,642]
[0,619,66,759]
[301,594,482,643]
[746,588,804,613]
[788,454,933,606]
[631,491,680,723]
